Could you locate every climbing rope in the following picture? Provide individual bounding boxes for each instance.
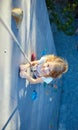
[0,17,31,65]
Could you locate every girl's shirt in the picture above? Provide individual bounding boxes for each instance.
[32,56,53,84]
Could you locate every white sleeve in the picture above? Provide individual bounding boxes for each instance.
[38,56,46,64]
[41,77,53,84]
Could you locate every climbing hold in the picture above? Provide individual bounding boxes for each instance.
[32,90,37,100]
[53,84,58,89]
[49,97,53,102]
[4,49,7,53]
[53,84,58,92]
[46,90,49,95]
[41,49,47,56]
[31,53,36,61]
[12,8,23,29]
[49,120,53,129]
[49,123,52,129]
[43,82,47,88]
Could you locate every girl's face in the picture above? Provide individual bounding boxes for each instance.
[41,62,55,75]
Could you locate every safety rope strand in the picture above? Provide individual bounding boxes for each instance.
[0,17,31,66]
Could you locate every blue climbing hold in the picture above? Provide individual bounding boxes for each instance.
[43,82,47,88]
[32,90,37,100]
[41,49,47,56]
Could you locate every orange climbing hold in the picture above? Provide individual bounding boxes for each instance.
[12,8,23,29]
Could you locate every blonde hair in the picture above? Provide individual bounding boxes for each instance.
[44,55,68,78]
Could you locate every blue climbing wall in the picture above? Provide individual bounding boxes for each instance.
[0,0,62,130]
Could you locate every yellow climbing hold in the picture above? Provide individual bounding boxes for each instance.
[12,8,23,29]
[46,90,49,95]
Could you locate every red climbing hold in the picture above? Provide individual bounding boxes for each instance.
[31,53,36,61]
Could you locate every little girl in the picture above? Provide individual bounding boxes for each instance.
[20,55,68,84]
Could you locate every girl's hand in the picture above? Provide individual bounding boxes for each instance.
[20,64,30,71]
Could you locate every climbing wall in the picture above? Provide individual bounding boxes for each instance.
[0,0,62,130]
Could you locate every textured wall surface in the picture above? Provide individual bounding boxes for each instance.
[0,0,62,130]
[52,22,78,130]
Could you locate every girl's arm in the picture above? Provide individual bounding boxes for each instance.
[22,60,39,68]
[20,71,43,84]
[30,60,39,66]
